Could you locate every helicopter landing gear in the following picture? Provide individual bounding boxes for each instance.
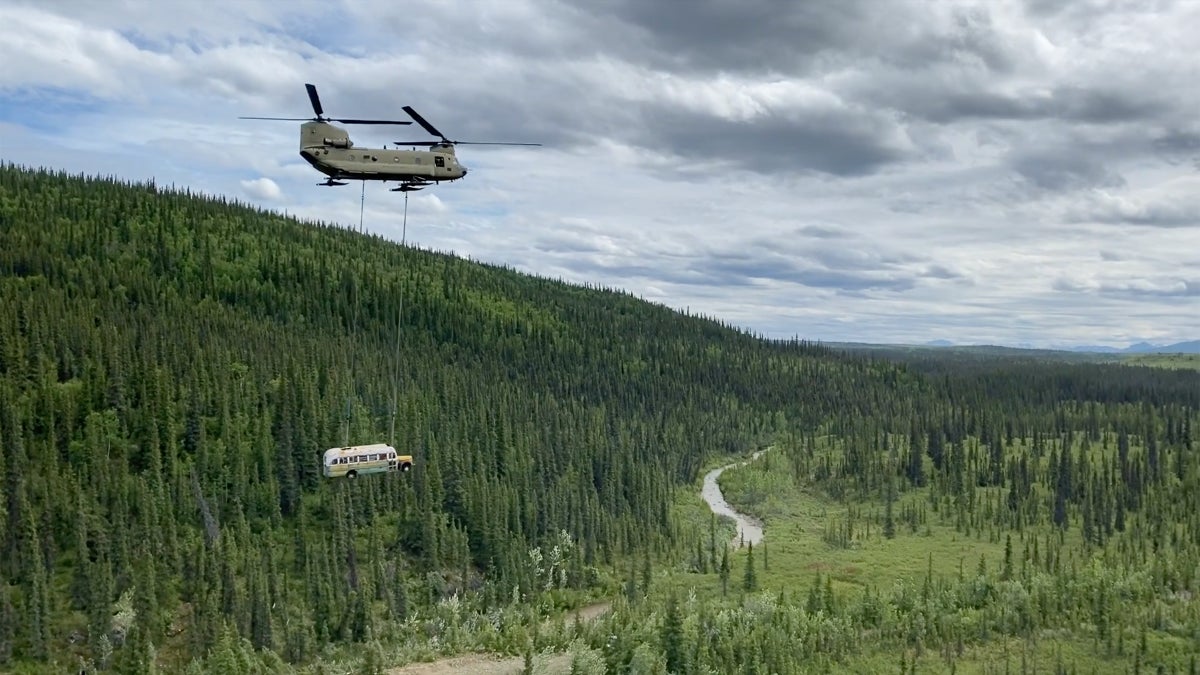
[391,182,429,192]
[319,178,349,187]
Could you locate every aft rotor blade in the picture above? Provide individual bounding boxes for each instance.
[402,106,445,140]
[334,118,413,125]
[393,141,442,146]
[305,83,324,117]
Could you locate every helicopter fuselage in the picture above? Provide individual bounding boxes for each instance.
[298,121,467,184]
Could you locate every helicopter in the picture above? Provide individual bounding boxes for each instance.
[240,84,541,192]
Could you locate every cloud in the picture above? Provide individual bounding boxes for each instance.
[1010,149,1125,192]
[241,177,282,201]
[1064,177,1200,227]
[634,99,914,176]
[795,225,850,240]
[413,193,448,215]
[1054,275,1200,299]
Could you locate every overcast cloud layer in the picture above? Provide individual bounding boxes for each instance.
[1,0,1197,348]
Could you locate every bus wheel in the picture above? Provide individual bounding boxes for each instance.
[400,462,412,472]
[347,471,357,479]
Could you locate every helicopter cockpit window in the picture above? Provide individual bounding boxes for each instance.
[435,156,445,168]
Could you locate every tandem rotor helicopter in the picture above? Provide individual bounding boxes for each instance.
[240,84,541,192]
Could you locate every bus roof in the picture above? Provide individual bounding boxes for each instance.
[322,443,396,460]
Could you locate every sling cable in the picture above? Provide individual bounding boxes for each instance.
[320,185,414,478]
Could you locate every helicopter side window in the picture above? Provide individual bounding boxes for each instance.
[435,156,445,168]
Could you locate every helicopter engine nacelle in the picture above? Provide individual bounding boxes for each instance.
[323,137,351,148]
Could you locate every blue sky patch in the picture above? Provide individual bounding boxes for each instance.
[0,86,107,133]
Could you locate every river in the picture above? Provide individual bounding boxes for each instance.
[700,449,767,548]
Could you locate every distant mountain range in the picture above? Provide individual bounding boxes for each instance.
[923,340,1200,354]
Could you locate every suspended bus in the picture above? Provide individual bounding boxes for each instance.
[322,443,412,478]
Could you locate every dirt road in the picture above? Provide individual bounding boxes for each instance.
[386,602,611,675]
[388,652,568,675]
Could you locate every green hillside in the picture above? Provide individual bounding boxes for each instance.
[0,165,914,671]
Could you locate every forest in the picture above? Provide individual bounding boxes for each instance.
[0,164,1197,673]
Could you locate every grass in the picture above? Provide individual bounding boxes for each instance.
[711,452,1010,594]
[666,446,1010,600]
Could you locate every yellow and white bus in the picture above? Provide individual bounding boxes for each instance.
[322,443,412,478]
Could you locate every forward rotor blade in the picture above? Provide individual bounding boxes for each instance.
[305,83,324,117]
[334,118,413,125]
[454,141,543,146]
[402,106,445,140]
[393,139,542,146]
[239,116,313,121]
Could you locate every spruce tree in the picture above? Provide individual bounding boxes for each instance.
[1002,534,1013,581]
[0,584,12,666]
[884,478,897,540]
[661,592,684,675]
[641,552,652,597]
[719,548,730,597]
[743,542,757,592]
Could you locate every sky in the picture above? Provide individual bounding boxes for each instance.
[1,0,1198,349]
